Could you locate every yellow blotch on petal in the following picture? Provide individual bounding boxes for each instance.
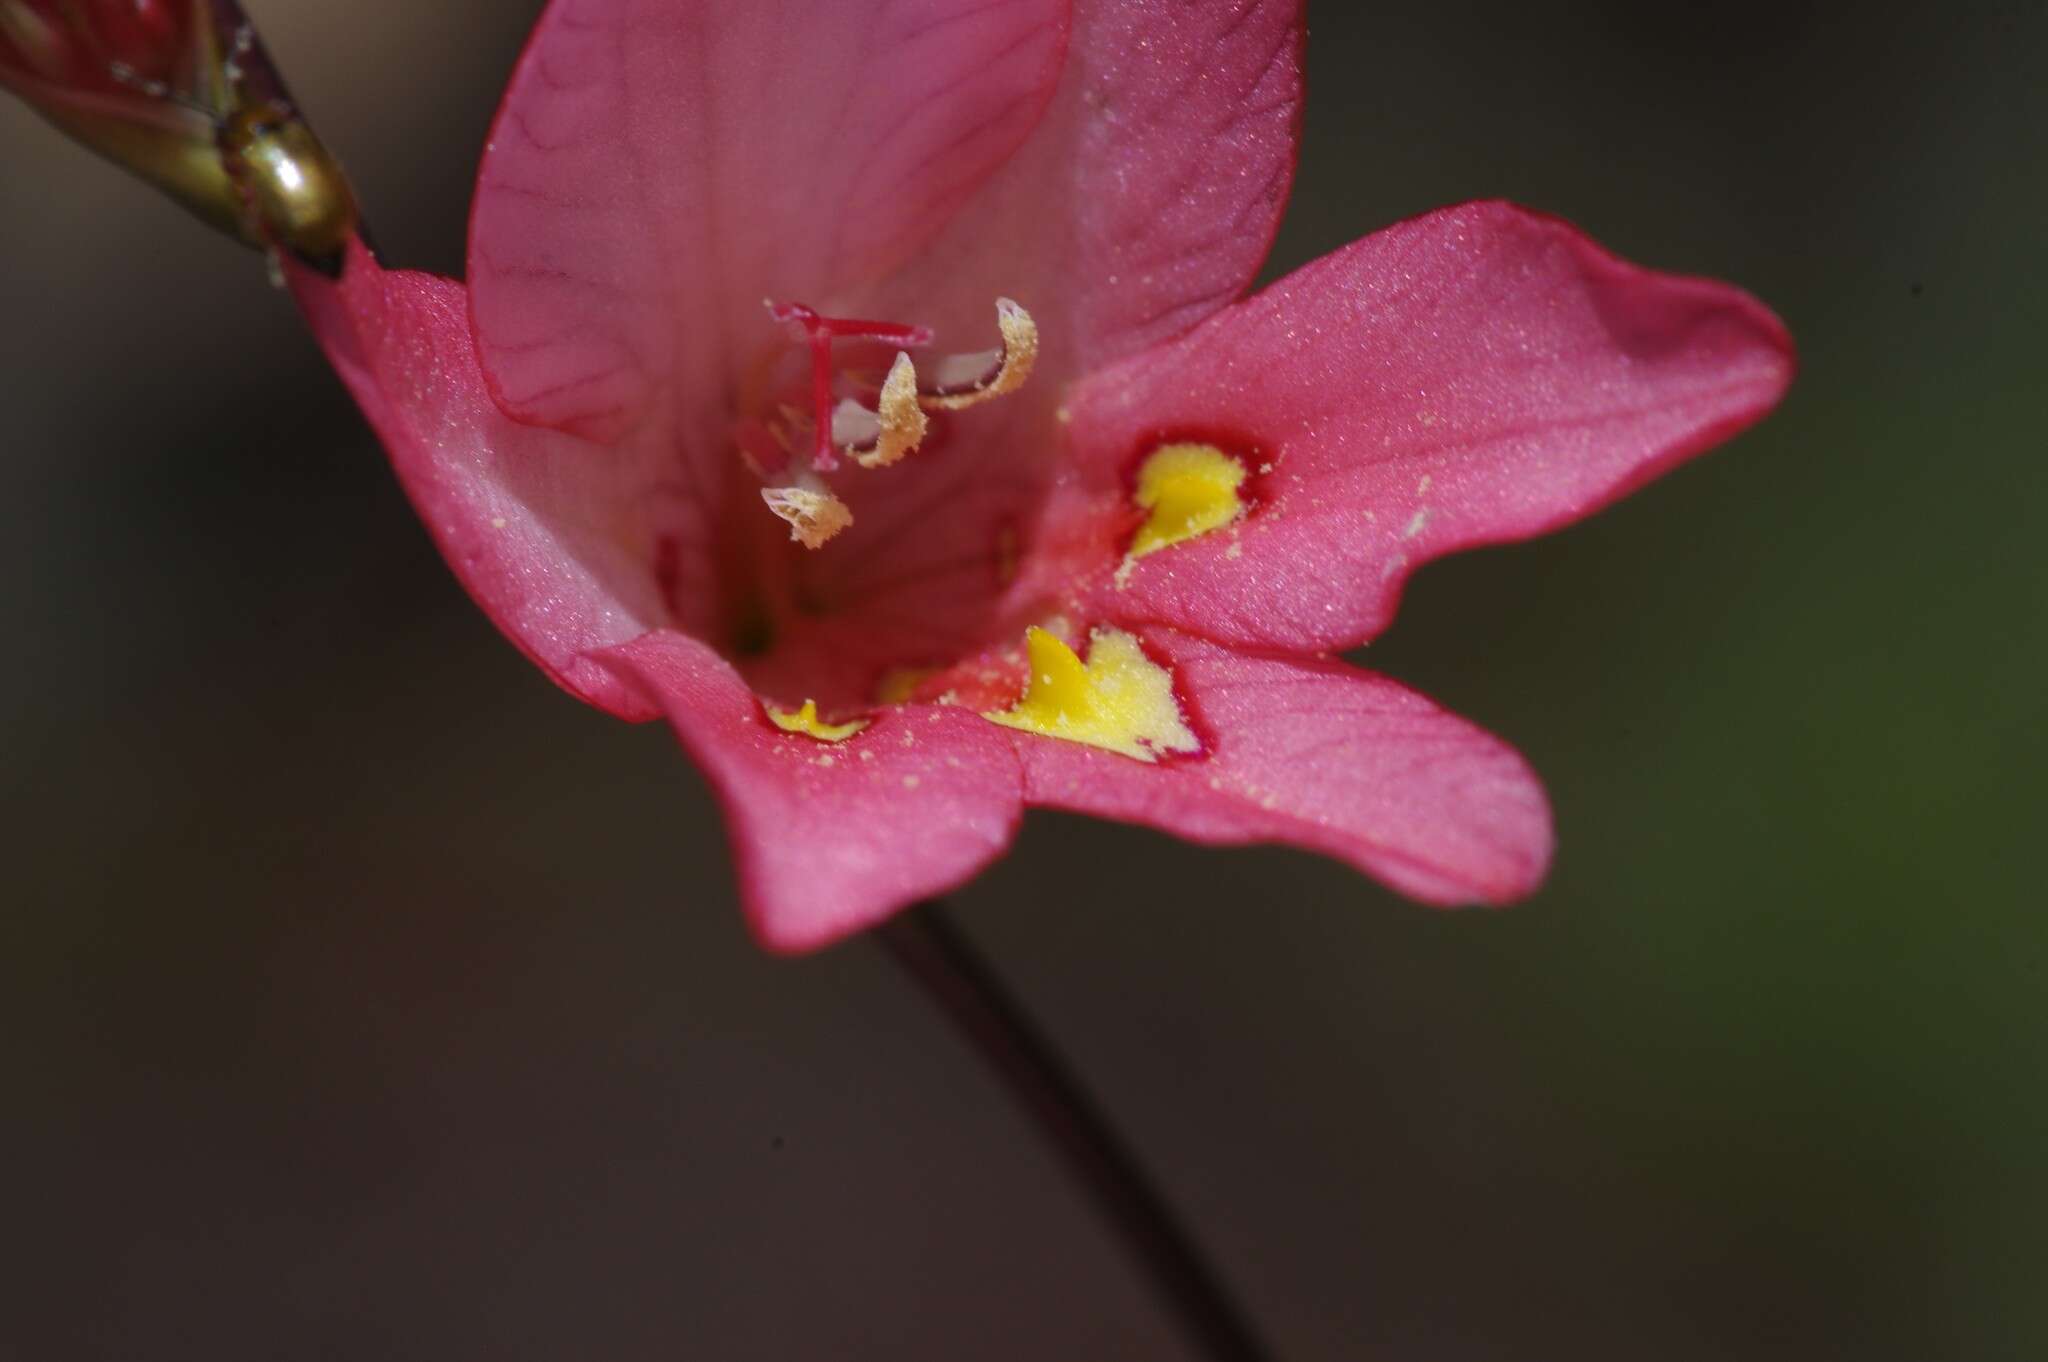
[982,626,1198,763]
[1127,442,1248,559]
[766,698,869,742]
[874,666,936,704]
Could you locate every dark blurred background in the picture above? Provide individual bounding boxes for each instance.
[4,1,2042,1358]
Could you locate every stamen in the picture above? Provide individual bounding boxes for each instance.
[762,480,853,549]
[919,299,1038,410]
[828,398,880,450]
[858,351,928,468]
[747,296,1035,550]
[766,300,933,472]
[733,415,785,480]
[823,352,930,469]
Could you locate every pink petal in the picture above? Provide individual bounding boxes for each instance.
[594,630,1025,953]
[1013,629,1553,905]
[872,0,1305,377]
[1061,200,1796,651]
[737,455,1046,711]
[289,246,672,719]
[781,0,1308,688]
[467,0,1069,443]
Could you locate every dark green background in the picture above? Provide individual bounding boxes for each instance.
[4,2,2041,1357]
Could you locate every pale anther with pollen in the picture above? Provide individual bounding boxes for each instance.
[762,482,853,549]
[747,297,1037,550]
[857,351,929,468]
[920,298,1038,411]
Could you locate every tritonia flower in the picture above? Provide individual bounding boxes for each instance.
[284,0,1793,951]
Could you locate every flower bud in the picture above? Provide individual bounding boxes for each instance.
[0,0,358,273]
[0,0,188,89]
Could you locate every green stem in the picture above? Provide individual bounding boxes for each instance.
[877,901,1271,1362]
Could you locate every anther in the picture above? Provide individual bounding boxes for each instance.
[859,351,928,468]
[766,300,933,472]
[762,479,853,550]
[749,296,1038,550]
[919,299,1037,410]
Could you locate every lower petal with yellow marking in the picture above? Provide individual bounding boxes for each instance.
[766,698,869,742]
[982,626,1199,763]
[1128,441,1248,559]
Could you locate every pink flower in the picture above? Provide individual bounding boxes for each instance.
[290,0,1793,952]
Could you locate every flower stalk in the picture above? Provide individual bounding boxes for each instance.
[878,901,1271,1362]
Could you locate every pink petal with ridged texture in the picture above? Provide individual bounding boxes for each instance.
[1016,630,1553,905]
[779,0,1306,694]
[594,630,1025,953]
[467,0,1069,443]
[289,245,679,720]
[871,0,1303,379]
[1060,201,1796,651]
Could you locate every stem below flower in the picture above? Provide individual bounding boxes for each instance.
[876,901,1271,1362]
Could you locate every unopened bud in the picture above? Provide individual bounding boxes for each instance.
[0,0,359,274]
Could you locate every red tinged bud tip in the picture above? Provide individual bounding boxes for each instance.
[0,0,359,273]
[0,0,192,94]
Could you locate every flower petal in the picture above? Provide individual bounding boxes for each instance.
[778,0,1307,693]
[289,245,673,719]
[594,630,1025,953]
[872,0,1305,377]
[1012,629,1553,905]
[741,436,1054,711]
[467,0,1070,443]
[1062,200,1796,651]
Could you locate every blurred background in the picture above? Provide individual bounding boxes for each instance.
[4,1,2042,1358]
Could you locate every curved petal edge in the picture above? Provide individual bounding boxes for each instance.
[1011,629,1555,906]
[1065,199,1796,652]
[593,630,1027,953]
[288,243,665,719]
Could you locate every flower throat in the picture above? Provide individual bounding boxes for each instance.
[739,297,1038,549]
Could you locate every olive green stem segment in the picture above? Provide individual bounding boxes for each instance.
[878,902,1273,1362]
[0,0,359,273]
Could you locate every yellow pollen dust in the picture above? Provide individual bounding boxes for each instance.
[982,626,1198,763]
[875,666,935,704]
[760,298,1039,552]
[1128,442,1248,559]
[922,298,1039,410]
[855,351,928,469]
[766,698,869,742]
[762,483,853,548]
